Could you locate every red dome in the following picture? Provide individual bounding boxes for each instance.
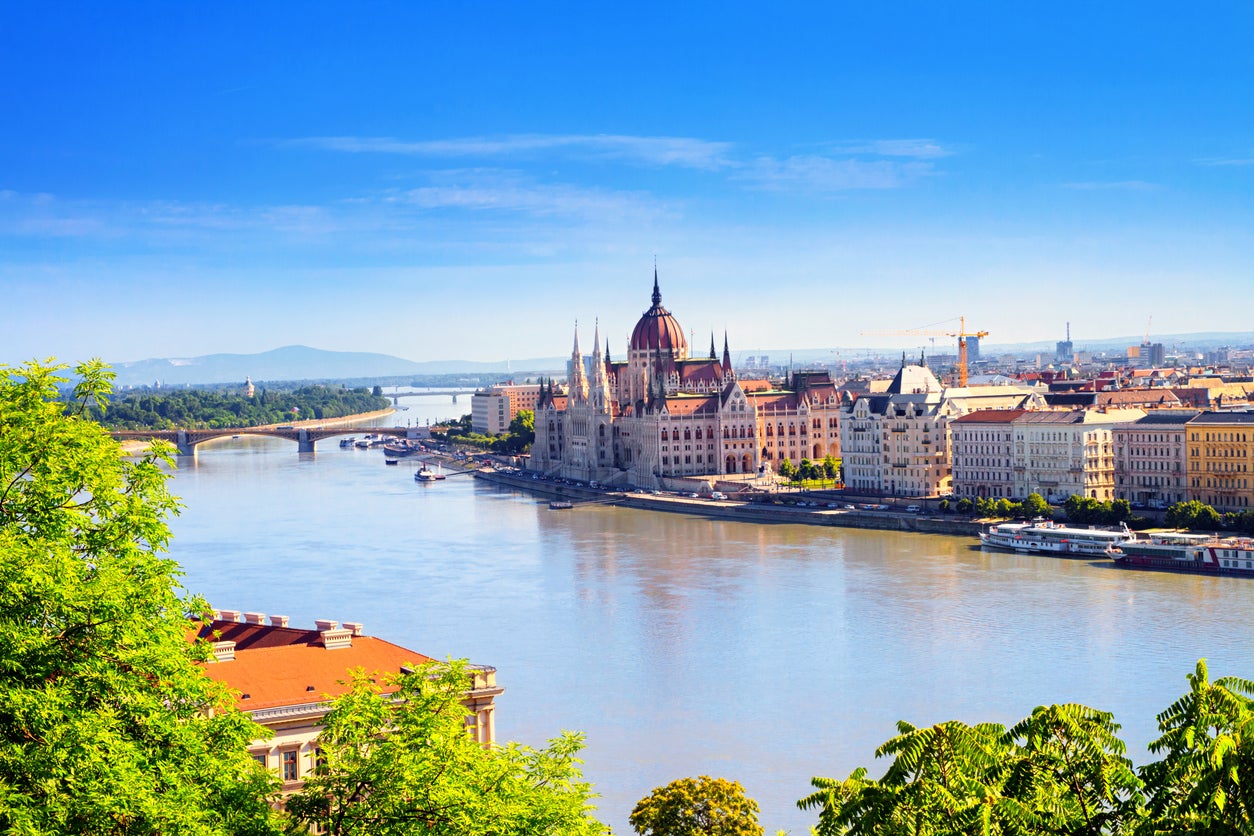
[630,273,688,354]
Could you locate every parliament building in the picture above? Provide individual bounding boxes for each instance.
[528,272,842,489]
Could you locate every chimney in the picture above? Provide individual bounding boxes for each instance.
[320,628,354,650]
[243,612,266,625]
[314,619,338,631]
[269,614,289,628]
[212,641,236,662]
[343,622,364,637]
[217,609,242,623]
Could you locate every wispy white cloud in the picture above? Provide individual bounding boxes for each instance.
[1195,154,1254,167]
[375,169,668,221]
[1060,180,1159,191]
[737,155,936,192]
[290,133,735,170]
[831,139,954,159]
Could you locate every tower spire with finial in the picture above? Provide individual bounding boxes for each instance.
[651,262,662,308]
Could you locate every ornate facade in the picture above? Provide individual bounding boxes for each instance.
[528,272,842,488]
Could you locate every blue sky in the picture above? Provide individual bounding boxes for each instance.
[2,2,1252,366]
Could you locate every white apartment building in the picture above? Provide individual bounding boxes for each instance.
[950,409,1028,499]
[1113,410,1197,507]
[1012,409,1145,502]
[839,361,1044,497]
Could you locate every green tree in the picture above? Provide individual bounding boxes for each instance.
[955,498,973,514]
[0,360,279,835]
[630,776,764,836]
[1022,492,1051,519]
[372,384,383,397]
[778,459,796,479]
[285,660,604,836]
[1138,659,1254,833]
[801,705,1143,835]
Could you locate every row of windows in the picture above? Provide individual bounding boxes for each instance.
[1191,431,1253,442]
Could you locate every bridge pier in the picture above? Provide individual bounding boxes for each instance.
[297,429,315,453]
[176,430,196,458]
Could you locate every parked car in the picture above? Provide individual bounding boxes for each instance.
[710,491,727,500]
[905,505,922,513]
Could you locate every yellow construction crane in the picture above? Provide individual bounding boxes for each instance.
[861,316,990,387]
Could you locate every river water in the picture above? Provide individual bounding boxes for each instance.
[165,399,1254,833]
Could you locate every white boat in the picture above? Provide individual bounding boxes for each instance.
[1112,533,1254,576]
[979,520,1133,557]
[415,465,446,483]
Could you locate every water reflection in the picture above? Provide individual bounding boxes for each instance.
[166,437,1254,833]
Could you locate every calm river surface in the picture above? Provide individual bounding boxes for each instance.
[166,402,1254,833]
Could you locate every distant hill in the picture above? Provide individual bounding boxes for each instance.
[109,345,566,387]
[109,330,1254,388]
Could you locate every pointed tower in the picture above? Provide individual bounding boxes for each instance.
[722,332,734,381]
[709,334,717,360]
[590,320,612,411]
[568,322,589,402]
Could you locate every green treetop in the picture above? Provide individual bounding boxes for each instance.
[630,776,764,836]
[284,660,606,836]
[0,360,279,835]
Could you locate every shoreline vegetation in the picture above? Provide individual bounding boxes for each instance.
[115,407,398,455]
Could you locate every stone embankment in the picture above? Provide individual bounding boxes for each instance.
[473,470,982,537]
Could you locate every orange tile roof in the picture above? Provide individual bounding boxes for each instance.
[196,620,433,711]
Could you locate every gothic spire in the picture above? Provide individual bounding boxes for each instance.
[709,333,717,360]
[722,332,733,375]
[651,265,662,307]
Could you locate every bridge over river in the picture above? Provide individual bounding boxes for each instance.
[110,426,414,456]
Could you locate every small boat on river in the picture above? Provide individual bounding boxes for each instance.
[979,519,1133,557]
[415,465,446,482]
[549,500,574,510]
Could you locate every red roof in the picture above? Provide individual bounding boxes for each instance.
[196,619,434,711]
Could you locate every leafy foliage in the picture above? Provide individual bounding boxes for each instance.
[435,410,535,454]
[0,360,279,835]
[630,776,764,836]
[801,661,1254,835]
[87,385,390,429]
[285,660,604,836]
[1164,501,1225,533]
[1138,660,1254,834]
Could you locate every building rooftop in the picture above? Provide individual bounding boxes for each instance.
[196,616,438,712]
[1188,411,1254,425]
[952,409,1029,424]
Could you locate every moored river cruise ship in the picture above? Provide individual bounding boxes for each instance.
[1111,533,1254,576]
[979,520,1134,557]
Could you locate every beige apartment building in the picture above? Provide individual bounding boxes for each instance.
[198,611,502,795]
[1187,411,1254,511]
[1112,410,1197,507]
[471,383,542,435]
[1012,409,1145,502]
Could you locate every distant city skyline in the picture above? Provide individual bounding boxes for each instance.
[2,3,1252,366]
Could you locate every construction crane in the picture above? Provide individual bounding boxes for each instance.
[861,316,990,387]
